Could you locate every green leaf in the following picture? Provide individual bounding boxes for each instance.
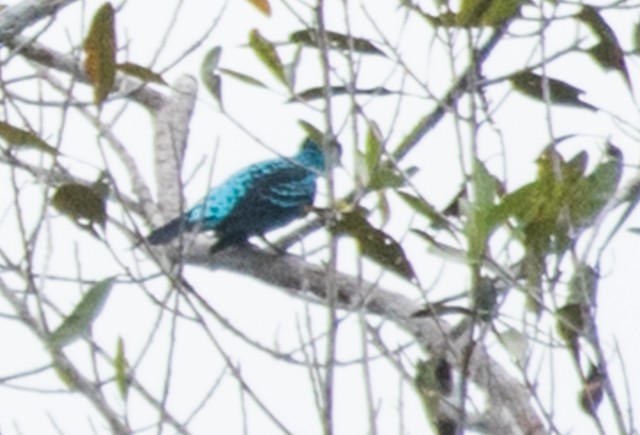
[414,358,455,432]
[588,43,630,87]
[114,337,129,399]
[486,147,612,314]
[563,264,597,346]
[472,159,498,214]
[52,183,107,227]
[201,47,223,104]
[457,0,524,27]
[397,191,452,232]
[83,3,117,105]
[489,147,603,252]
[527,150,571,251]
[564,150,589,183]
[0,121,57,154]
[414,359,442,414]
[249,29,287,85]
[355,123,383,188]
[488,182,539,228]
[368,163,417,191]
[331,208,415,280]
[522,250,544,314]
[634,21,640,54]
[494,152,577,233]
[365,122,382,175]
[422,12,458,27]
[202,46,222,72]
[478,0,524,26]
[465,159,498,264]
[568,144,622,227]
[289,87,328,102]
[578,6,630,87]
[289,86,392,102]
[510,71,596,111]
[49,277,116,349]
[219,68,266,88]
[354,150,369,187]
[288,44,303,88]
[297,120,324,146]
[580,364,604,416]
[117,62,166,84]
[556,303,584,360]
[52,361,76,389]
[484,149,564,313]
[456,0,491,26]
[417,357,452,395]
[290,29,385,55]
[376,191,391,226]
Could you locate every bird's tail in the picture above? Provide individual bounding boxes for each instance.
[145,217,189,245]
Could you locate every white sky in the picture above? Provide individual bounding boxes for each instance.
[0,0,638,434]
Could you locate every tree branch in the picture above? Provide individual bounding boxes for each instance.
[151,75,198,221]
[0,0,77,42]
[7,35,167,111]
[178,243,545,434]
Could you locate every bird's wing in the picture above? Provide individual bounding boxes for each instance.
[214,165,317,236]
[184,171,254,228]
[183,159,292,228]
[247,165,317,207]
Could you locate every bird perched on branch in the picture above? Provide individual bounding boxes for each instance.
[146,137,335,253]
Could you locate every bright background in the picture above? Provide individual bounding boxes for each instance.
[0,1,638,434]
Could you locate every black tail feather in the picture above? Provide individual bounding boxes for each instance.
[146,217,188,245]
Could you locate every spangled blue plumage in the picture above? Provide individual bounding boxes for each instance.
[146,138,326,252]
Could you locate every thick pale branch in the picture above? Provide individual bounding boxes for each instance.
[5,32,199,225]
[180,243,545,434]
[0,0,77,42]
[151,76,198,222]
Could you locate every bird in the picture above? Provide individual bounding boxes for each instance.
[145,137,330,253]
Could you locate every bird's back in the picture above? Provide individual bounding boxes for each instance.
[185,157,300,228]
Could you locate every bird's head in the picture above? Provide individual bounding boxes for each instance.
[298,137,342,172]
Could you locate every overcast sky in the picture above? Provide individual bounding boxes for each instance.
[0,1,638,434]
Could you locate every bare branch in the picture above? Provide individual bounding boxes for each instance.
[151,75,198,221]
[7,36,167,110]
[182,243,545,434]
[0,0,78,42]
